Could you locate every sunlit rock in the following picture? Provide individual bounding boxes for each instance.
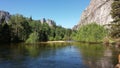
[0,10,11,24]
[73,0,113,30]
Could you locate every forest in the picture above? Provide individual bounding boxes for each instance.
[0,14,72,43]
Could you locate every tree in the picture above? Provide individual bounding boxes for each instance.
[0,23,11,43]
[72,23,107,42]
[110,0,120,38]
[0,16,11,43]
[9,14,31,42]
[26,32,39,43]
[0,12,73,43]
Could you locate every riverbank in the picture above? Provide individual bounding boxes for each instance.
[47,41,67,43]
[39,41,71,44]
[39,41,103,44]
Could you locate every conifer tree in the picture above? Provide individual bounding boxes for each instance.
[110,0,120,38]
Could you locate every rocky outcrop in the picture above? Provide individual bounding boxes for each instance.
[0,10,11,24]
[74,0,113,30]
[40,18,56,27]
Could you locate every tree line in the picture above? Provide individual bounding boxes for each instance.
[0,14,72,43]
[0,0,119,43]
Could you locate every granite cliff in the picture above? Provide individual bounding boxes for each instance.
[40,18,56,27]
[0,10,56,27]
[0,10,10,24]
[73,0,113,30]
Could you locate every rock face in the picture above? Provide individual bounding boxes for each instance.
[74,0,113,30]
[0,10,11,24]
[40,18,56,27]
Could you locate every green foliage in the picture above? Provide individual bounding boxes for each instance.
[0,13,73,43]
[9,14,31,42]
[26,32,39,43]
[110,0,120,38]
[56,26,72,40]
[72,23,108,42]
[0,16,11,43]
[0,23,11,43]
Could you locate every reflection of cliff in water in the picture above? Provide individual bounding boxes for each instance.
[75,43,114,68]
[96,48,114,68]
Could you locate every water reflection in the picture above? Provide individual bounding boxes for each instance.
[73,43,115,68]
[0,43,119,68]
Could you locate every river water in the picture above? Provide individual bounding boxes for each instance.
[0,43,119,68]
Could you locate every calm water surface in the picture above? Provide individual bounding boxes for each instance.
[0,43,119,68]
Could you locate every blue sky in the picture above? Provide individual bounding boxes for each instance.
[0,0,90,28]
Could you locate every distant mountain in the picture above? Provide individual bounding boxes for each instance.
[0,10,11,24]
[73,0,113,30]
[0,10,56,27]
[40,18,56,27]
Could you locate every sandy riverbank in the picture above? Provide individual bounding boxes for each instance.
[39,41,71,44]
[47,41,68,43]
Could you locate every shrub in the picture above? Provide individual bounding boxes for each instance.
[26,32,39,43]
[73,23,108,42]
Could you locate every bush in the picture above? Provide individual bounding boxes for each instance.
[73,23,108,42]
[26,32,39,43]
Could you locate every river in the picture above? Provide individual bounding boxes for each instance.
[0,42,119,68]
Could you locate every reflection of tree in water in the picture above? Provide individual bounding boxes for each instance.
[111,46,120,67]
[0,43,69,68]
[0,43,69,60]
[10,43,69,58]
[24,43,69,58]
[74,43,114,68]
[1,43,119,68]
[0,43,28,68]
[0,44,25,61]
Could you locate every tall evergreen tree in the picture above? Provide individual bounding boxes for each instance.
[0,18,11,43]
[110,0,120,38]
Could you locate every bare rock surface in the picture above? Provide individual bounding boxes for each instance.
[73,0,113,30]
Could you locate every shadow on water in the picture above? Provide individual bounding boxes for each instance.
[0,42,119,68]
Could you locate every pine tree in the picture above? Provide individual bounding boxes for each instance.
[110,0,120,38]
